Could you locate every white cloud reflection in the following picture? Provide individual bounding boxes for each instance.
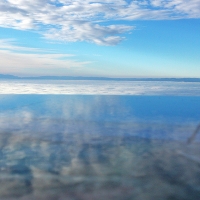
[0,80,200,95]
[0,94,200,199]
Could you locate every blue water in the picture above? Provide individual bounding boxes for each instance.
[1,95,200,121]
[0,95,200,139]
[0,95,200,199]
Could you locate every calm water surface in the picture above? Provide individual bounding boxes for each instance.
[0,94,200,199]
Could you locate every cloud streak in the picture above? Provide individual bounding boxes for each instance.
[0,0,200,45]
[0,40,90,76]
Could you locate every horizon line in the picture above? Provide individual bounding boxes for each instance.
[0,73,200,82]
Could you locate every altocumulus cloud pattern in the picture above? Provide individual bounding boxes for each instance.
[0,0,200,45]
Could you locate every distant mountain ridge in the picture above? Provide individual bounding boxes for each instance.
[0,74,19,79]
[0,74,200,82]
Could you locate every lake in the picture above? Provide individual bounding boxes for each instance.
[0,80,200,200]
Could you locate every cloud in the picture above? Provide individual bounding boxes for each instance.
[0,40,90,76]
[44,23,132,45]
[0,0,200,45]
[0,39,46,52]
[1,78,200,95]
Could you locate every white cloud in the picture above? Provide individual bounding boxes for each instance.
[44,23,132,45]
[0,39,46,52]
[0,0,200,45]
[1,80,200,95]
[0,40,90,76]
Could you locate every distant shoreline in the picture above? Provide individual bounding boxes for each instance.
[0,74,200,82]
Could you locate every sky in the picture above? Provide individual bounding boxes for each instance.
[0,0,200,78]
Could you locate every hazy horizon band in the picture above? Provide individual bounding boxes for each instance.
[0,80,200,95]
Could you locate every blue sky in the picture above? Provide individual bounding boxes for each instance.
[0,0,200,77]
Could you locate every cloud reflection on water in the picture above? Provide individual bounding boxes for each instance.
[0,95,200,199]
[1,80,200,95]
